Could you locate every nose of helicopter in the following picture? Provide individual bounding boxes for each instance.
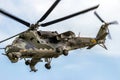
[5,45,21,63]
[5,45,21,53]
[6,53,19,63]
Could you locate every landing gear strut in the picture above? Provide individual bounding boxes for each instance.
[25,60,31,65]
[44,58,52,69]
[24,59,38,72]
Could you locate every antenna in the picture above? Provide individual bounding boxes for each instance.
[78,32,80,37]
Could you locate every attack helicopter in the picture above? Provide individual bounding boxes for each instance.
[0,0,117,72]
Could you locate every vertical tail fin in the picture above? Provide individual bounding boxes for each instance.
[94,11,118,50]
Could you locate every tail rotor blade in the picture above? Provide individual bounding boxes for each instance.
[107,29,112,39]
[0,9,31,27]
[108,21,118,25]
[37,0,61,23]
[94,11,105,23]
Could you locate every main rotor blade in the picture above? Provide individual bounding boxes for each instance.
[0,48,5,49]
[94,11,105,23]
[0,9,31,27]
[0,31,26,43]
[37,0,61,23]
[41,5,99,27]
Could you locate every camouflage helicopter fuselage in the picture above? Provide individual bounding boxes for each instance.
[4,30,96,71]
[1,0,117,72]
[0,0,101,72]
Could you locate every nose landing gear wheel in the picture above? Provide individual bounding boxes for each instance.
[45,63,51,69]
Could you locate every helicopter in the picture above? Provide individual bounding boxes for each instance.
[0,0,117,72]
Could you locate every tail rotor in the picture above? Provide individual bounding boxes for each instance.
[94,11,118,40]
[87,11,118,50]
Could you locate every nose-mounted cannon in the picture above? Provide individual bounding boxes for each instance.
[4,45,21,63]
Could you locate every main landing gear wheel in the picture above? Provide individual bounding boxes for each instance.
[63,50,68,56]
[25,60,31,65]
[45,63,51,69]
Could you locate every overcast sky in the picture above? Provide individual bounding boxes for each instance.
[0,0,120,80]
